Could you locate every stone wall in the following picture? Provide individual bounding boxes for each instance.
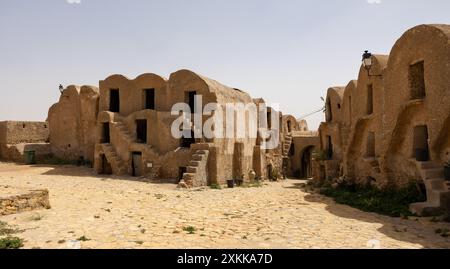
[0,189,50,216]
[0,121,49,144]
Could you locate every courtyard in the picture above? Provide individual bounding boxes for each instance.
[1,162,450,249]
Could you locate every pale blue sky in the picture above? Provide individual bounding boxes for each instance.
[0,0,449,130]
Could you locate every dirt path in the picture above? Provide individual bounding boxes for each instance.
[1,163,450,249]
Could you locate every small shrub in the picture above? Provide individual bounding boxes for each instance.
[210,183,222,190]
[0,236,24,249]
[182,226,196,234]
[319,182,426,217]
[77,236,90,241]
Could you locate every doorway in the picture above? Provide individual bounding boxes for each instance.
[101,122,110,143]
[185,91,197,113]
[413,125,430,161]
[143,89,155,110]
[301,146,315,179]
[267,164,274,181]
[109,89,120,113]
[178,167,187,182]
[131,152,143,177]
[326,136,333,160]
[136,120,147,143]
[180,130,195,148]
[99,154,112,175]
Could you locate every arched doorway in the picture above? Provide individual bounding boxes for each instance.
[300,146,315,179]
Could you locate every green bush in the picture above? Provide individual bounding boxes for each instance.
[210,183,222,190]
[0,236,24,249]
[320,182,426,217]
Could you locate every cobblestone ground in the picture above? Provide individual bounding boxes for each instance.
[1,163,450,249]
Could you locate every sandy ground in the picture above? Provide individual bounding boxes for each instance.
[1,162,450,249]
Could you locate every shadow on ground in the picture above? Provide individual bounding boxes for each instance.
[302,189,450,249]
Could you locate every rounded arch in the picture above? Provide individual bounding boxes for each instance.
[325,87,345,123]
[299,145,316,179]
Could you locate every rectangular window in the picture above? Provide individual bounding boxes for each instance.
[409,61,426,100]
[143,89,155,110]
[185,91,197,113]
[109,89,120,113]
[367,84,373,115]
[136,120,147,143]
[366,132,375,158]
[101,122,110,143]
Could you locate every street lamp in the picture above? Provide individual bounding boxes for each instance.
[362,50,382,77]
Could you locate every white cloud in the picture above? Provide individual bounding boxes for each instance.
[367,0,382,4]
[66,0,81,4]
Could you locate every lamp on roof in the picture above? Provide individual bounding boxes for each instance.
[362,50,382,77]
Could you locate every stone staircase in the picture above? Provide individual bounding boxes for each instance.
[178,149,210,188]
[113,117,135,144]
[282,134,293,157]
[366,157,381,174]
[410,161,450,216]
[101,143,127,175]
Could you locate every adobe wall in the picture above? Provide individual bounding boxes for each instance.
[315,24,450,189]
[0,121,49,144]
[48,85,99,162]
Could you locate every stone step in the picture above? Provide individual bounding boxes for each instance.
[423,168,444,179]
[182,173,195,180]
[419,161,441,170]
[425,178,448,191]
[196,150,208,155]
[187,167,198,173]
[189,161,201,167]
[192,154,203,161]
[410,202,443,217]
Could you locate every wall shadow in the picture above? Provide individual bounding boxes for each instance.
[302,190,450,249]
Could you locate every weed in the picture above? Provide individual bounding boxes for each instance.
[210,184,222,190]
[319,182,426,217]
[0,236,24,249]
[183,226,197,234]
[77,236,91,241]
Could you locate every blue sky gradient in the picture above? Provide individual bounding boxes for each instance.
[0,0,449,129]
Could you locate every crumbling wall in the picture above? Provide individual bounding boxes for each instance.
[48,85,99,162]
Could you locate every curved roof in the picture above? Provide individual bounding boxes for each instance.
[103,73,167,83]
[327,86,345,101]
[170,69,253,104]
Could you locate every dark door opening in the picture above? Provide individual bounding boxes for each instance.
[326,136,333,160]
[131,152,143,177]
[180,130,195,148]
[301,146,314,179]
[267,111,272,129]
[413,125,430,161]
[267,164,274,181]
[326,98,333,122]
[144,89,155,110]
[287,121,292,133]
[136,120,147,143]
[109,89,120,113]
[101,122,110,143]
[185,91,197,113]
[99,154,112,175]
[410,61,426,100]
[367,84,374,115]
[366,132,375,158]
[178,167,187,182]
